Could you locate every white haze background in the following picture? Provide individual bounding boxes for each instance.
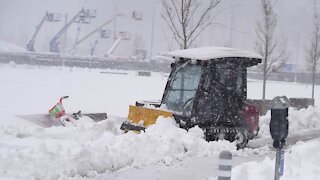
[0,0,315,71]
[1,1,320,179]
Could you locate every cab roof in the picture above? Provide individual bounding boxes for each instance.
[168,46,263,61]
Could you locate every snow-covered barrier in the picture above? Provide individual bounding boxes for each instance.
[0,52,171,72]
[247,98,314,116]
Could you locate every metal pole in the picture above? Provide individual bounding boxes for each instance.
[75,14,121,46]
[113,4,118,42]
[150,4,155,56]
[274,148,281,180]
[280,149,285,176]
[229,4,234,48]
[63,14,68,53]
[294,31,300,83]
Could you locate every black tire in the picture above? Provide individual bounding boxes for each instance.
[248,126,260,140]
[205,133,216,141]
[235,129,249,150]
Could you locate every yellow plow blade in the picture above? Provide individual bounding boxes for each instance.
[128,105,173,127]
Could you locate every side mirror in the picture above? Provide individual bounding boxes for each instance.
[170,63,175,69]
[269,96,289,148]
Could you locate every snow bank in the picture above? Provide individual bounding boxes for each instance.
[258,106,320,136]
[0,115,272,179]
[0,116,239,179]
[220,106,320,180]
[230,138,320,180]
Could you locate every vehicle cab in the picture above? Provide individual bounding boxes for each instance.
[163,47,262,145]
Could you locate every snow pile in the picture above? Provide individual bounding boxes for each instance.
[0,39,25,52]
[287,106,320,130]
[230,138,320,180]
[258,106,320,136]
[0,116,241,179]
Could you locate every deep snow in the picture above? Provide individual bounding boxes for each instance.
[0,64,320,179]
[228,138,320,180]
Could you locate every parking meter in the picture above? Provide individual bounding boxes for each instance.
[270,96,289,148]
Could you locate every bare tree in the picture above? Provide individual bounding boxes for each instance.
[255,0,287,100]
[161,0,221,49]
[307,0,320,99]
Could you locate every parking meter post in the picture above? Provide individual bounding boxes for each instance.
[274,148,281,180]
[280,149,285,176]
[269,96,290,180]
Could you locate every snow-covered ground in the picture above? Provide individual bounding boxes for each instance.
[235,139,320,180]
[0,63,320,179]
[0,40,25,53]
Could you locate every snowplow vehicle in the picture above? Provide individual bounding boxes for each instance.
[121,47,262,148]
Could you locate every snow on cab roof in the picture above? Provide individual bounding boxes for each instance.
[168,46,263,61]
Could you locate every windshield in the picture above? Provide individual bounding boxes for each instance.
[162,62,203,115]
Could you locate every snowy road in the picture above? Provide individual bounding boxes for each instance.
[96,154,267,180]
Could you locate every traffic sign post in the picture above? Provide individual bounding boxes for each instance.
[269,96,289,180]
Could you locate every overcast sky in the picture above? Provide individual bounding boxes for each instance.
[0,0,316,68]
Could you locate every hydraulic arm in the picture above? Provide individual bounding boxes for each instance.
[26,12,61,52]
[49,9,88,53]
[71,14,122,55]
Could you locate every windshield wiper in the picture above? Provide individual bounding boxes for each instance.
[168,88,196,91]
